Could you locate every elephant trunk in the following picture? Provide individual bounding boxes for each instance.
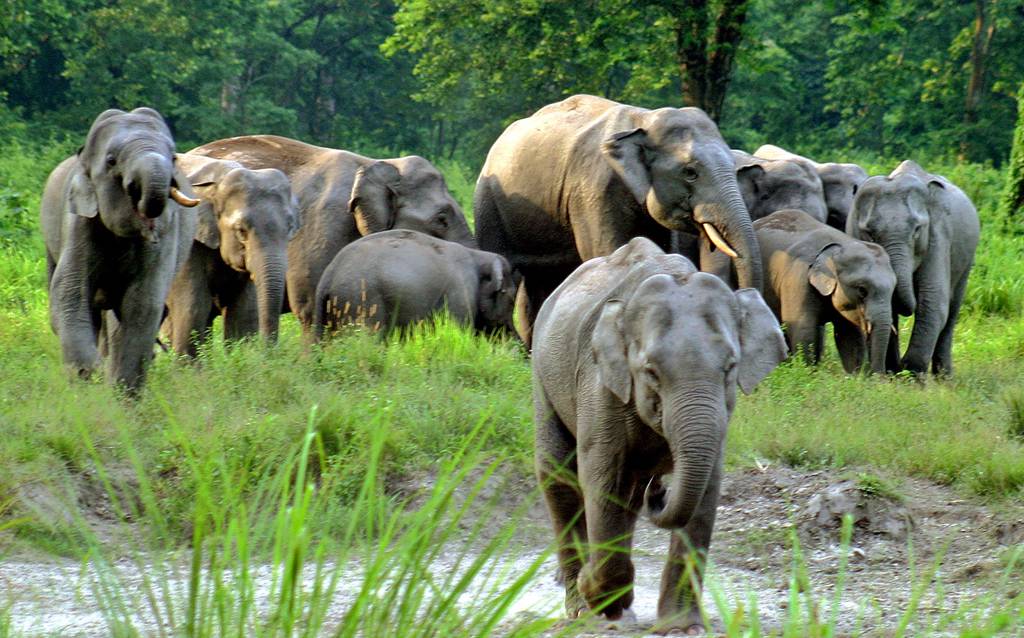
[868,320,892,375]
[131,152,174,219]
[643,393,723,530]
[253,247,287,342]
[694,172,763,292]
[887,244,916,317]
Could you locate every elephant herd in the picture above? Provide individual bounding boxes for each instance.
[40,95,980,633]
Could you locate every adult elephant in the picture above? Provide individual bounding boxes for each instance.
[475,94,763,347]
[189,135,475,337]
[755,144,868,231]
[163,154,300,357]
[755,209,896,374]
[40,107,200,392]
[847,161,979,376]
[732,150,828,223]
[533,237,786,633]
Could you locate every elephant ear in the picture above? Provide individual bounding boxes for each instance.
[349,161,401,236]
[286,194,301,240]
[191,186,220,249]
[67,170,98,218]
[808,243,842,296]
[602,128,651,207]
[592,299,631,404]
[734,288,787,394]
[736,163,764,212]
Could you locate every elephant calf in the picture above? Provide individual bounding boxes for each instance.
[313,230,516,339]
[532,237,786,633]
[163,154,300,357]
[755,209,896,374]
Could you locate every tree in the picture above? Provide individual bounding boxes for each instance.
[1002,83,1024,219]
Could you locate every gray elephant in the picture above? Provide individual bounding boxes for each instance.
[313,230,515,339]
[533,237,786,634]
[475,94,764,348]
[162,154,300,357]
[732,150,828,223]
[755,209,896,374]
[755,144,868,231]
[847,160,979,376]
[189,135,475,338]
[40,107,200,392]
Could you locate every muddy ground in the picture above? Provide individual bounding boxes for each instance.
[2,464,1023,636]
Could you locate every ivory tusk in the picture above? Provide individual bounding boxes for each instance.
[702,223,738,258]
[169,187,201,208]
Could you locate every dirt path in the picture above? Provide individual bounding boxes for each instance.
[3,466,1022,636]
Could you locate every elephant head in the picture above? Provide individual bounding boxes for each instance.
[847,161,941,318]
[601,108,763,291]
[593,271,786,529]
[733,151,829,223]
[817,162,868,230]
[472,250,517,335]
[808,241,896,374]
[185,157,299,342]
[349,156,476,248]
[69,108,199,241]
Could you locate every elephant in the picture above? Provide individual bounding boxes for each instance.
[162,154,300,357]
[474,94,764,348]
[846,160,979,376]
[754,144,868,231]
[189,135,475,338]
[754,209,896,374]
[732,150,828,223]
[532,237,786,634]
[40,107,200,392]
[313,230,516,339]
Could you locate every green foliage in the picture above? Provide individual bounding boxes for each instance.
[1001,83,1024,219]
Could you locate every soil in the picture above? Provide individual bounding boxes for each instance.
[2,464,1022,636]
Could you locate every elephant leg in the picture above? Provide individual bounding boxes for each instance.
[50,243,101,378]
[535,396,588,618]
[576,436,638,619]
[519,273,563,351]
[785,315,820,366]
[902,295,950,376]
[223,281,259,342]
[833,319,866,374]
[886,315,902,373]
[932,270,969,376]
[166,256,214,358]
[654,457,722,634]
[108,262,175,393]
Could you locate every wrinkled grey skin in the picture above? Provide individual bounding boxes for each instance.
[533,238,786,634]
[40,108,199,393]
[313,230,516,339]
[847,160,979,376]
[756,209,896,374]
[475,95,763,348]
[163,154,300,357]
[732,150,828,223]
[190,135,475,338]
[755,145,868,231]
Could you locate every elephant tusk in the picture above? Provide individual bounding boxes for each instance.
[702,223,738,258]
[169,187,201,208]
[865,321,873,335]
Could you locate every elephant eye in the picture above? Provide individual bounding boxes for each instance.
[682,166,699,183]
[105,154,117,167]
[643,364,660,384]
[234,226,247,244]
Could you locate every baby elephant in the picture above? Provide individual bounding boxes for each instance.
[314,230,516,338]
[756,209,896,374]
[533,237,786,634]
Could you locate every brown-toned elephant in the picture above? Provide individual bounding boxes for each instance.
[189,135,475,338]
[163,154,299,357]
[40,107,200,392]
[475,95,763,347]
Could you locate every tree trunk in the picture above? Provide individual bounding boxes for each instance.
[961,0,997,162]
[1001,83,1024,219]
[672,0,749,122]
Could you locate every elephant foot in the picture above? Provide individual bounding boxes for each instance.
[653,608,705,635]
[578,562,635,619]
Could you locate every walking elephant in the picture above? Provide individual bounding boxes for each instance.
[846,160,979,376]
[755,209,896,374]
[163,154,299,357]
[533,237,786,634]
[313,230,515,339]
[754,144,868,231]
[40,107,200,392]
[732,150,828,223]
[189,135,475,338]
[475,94,764,347]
